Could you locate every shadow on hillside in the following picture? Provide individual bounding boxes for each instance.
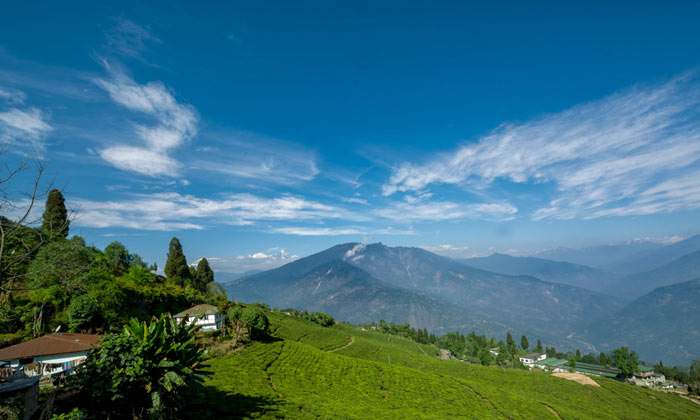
[182,385,279,419]
[258,333,283,343]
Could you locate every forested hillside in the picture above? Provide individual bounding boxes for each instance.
[0,190,228,348]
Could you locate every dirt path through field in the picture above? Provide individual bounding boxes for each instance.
[552,372,600,387]
[544,405,562,419]
[328,335,355,352]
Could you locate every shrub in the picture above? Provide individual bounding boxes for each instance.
[67,295,100,332]
[77,313,206,419]
[242,307,269,340]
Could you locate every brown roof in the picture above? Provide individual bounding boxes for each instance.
[174,304,219,317]
[0,334,103,361]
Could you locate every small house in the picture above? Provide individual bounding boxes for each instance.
[519,352,547,367]
[173,304,225,332]
[633,365,665,386]
[0,333,102,377]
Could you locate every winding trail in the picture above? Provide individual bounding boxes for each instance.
[328,335,355,352]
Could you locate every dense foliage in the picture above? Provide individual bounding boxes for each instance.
[164,237,190,287]
[0,193,227,340]
[41,189,69,238]
[77,314,206,419]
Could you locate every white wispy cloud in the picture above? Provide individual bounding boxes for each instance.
[342,197,369,205]
[105,18,161,60]
[72,192,350,230]
[383,73,700,220]
[420,244,472,258]
[0,107,53,153]
[270,227,364,236]
[93,62,198,176]
[270,226,415,236]
[375,200,518,222]
[0,86,27,105]
[193,131,319,184]
[192,249,300,275]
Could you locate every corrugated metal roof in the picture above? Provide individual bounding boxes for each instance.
[173,304,219,318]
[0,334,102,361]
[523,352,545,359]
[537,358,568,367]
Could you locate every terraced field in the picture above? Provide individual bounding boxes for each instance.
[186,311,700,419]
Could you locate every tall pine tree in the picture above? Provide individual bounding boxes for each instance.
[164,237,190,286]
[42,189,69,237]
[520,335,529,350]
[535,339,543,352]
[195,258,214,293]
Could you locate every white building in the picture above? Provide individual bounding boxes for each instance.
[0,333,102,377]
[173,304,225,332]
[519,352,547,367]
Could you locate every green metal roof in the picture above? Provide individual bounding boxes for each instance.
[573,367,620,378]
[536,358,568,367]
[637,365,654,373]
[173,304,219,318]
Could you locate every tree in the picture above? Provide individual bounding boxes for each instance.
[576,349,582,360]
[67,294,100,332]
[28,239,96,309]
[568,357,577,373]
[520,335,529,350]
[600,352,608,365]
[164,237,190,287]
[478,347,494,365]
[535,339,543,353]
[506,332,514,349]
[242,306,269,340]
[42,189,69,238]
[194,258,214,293]
[228,306,247,344]
[103,241,130,275]
[0,149,59,302]
[612,346,639,377]
[78,313,206,419]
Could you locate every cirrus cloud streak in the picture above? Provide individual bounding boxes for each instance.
[383,73,700,220]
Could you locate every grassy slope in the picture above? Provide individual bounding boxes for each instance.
[189,311,700,419]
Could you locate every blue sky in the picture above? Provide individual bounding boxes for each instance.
[2,2,700,274]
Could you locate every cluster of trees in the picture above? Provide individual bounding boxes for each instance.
[0,188,228,346]
[654,360,700,393]
[280,309,335,327]
[360,320,438,343]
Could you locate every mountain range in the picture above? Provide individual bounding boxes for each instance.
[457,253,617,292]
[226,243,625,351]
[603,249,700,299]
[587,278,700,365]
[224,240,700,365]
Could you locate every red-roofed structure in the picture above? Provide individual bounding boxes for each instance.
[0,334,102,378]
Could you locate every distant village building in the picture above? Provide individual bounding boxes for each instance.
[535,358,569,373]
[633,365,665,386]
[0,333,101,378]
[173,304,225,332]
[534,358,622,378]
[519,352,546,367]
[489,348,499,357]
